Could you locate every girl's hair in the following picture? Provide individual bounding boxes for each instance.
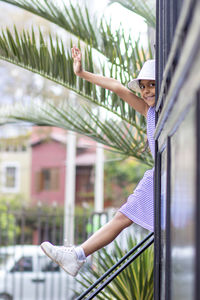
[142,140,149,154]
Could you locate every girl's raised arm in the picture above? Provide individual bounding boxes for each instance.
[71,46,149,117]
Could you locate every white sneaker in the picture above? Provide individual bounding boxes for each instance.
[40,241,85,277]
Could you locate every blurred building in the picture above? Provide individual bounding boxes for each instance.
[0,131,31,201]
[0,125,96,207]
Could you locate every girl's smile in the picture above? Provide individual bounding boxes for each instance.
[139,80,156,107]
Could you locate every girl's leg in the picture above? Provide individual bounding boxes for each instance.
[81,212,133,257]
[41,212,133,277]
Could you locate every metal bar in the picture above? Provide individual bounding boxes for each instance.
[35,204,42,300]
[171,0,178,42]
[195,91,200,300]
[154,1,162,296]
[51,206,57,300]
[155,0,160,109]
[4,204,10,294]
[19,207,25,300]
[154,17,200,139]
[77,232,154,300]
[43,211,48,300]
[158,0,163,98]
[84,237,154,300]
[12,211,17,297]
[58,210,63,300]
[154,150,161,300]
[52,206,57,244]
[156,0,196,111]
[44,211,49,241]
[165,137,171,300]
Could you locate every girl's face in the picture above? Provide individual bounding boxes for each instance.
[139,80,156,107]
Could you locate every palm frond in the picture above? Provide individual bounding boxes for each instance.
[75,235,154,299]
[0,26,148,127]
[0,0,154,167]
[0,0,100,47]
[0,100,153,166]
[108,0,156,28]
[0,0,152,74]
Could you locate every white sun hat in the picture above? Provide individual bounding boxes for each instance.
[128,59,155,93]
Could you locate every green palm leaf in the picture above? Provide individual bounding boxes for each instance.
[0,0,100,47]
[0,26,147,127]
[75,235,154,299]
[0,0,154,168]
[0,100,153,166]
[0,0,153,71]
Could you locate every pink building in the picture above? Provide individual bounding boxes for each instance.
[31,127,96,206]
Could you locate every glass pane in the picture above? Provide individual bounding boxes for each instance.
[5,166,16,187]
[11,256,33,272]
[161,148,167,299]
[170,105,196,299]
[42,169,51,190]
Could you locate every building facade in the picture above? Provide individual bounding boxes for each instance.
[0,133,31,202]
[0,126,96,207]
[31,127,96,206]
[154,1,200,299]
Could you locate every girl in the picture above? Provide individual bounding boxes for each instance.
[41,46,155,277]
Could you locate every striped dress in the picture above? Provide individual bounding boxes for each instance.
[119,106,155,232]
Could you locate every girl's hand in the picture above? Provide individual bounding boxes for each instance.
[71,45,82,75]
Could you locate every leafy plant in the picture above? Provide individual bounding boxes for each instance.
[0,196,21,245]
[104,154,150,202]
[0,0,155,165]
[76,235,154,299]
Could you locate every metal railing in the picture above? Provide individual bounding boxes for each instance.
[0,204,109,300]
[0,204,153,299]
[77,232,154,300]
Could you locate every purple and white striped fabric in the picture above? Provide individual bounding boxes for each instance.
[119,106,155,232]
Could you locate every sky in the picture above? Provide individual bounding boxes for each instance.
[93,0,148,45]
[54,0,148,46]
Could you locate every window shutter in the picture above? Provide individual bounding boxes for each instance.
[35,171,43,193]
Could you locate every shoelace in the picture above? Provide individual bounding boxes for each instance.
[59,246,74,253]
[54,246,74,262]
[53,240,74,262]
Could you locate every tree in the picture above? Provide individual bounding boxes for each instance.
[0,0,155,166]
[104,153,150,206]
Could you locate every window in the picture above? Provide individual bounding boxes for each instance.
[11,256,33,272]
[1,162,20,193]
[43,169,51,190]
[36,168,59,192]
[5,167,16,188]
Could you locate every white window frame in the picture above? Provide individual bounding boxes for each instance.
[1,162,20,193]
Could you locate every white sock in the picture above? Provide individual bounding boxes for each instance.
[74,246,86,261]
